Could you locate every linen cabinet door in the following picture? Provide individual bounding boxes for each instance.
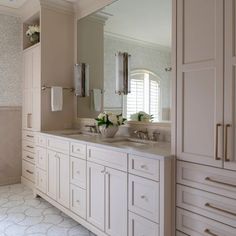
[87,162,105,231]
[176,0,224,167]
[57,153,70,208]
[224,0,236,171]
[47,150,57,200]
[105,168,127,236]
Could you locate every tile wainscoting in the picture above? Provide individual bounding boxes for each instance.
[0,107,22,186]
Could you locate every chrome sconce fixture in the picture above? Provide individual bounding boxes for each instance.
[115,52,131,95]
[74,63,89,97]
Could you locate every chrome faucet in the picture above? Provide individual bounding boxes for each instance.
[85,124,98,133]
[134,129,149,140]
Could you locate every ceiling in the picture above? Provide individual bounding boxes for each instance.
[0,0,27,8]
[101,0,172,48]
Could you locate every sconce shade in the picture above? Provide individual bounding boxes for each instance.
[115,52,131,95]
[74,63,89,97]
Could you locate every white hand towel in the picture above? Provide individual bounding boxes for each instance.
[51,87,63,112]
[93,89,102,112]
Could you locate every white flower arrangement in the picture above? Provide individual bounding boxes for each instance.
[96,112,126,127]
[26,25,40,37]
[130,111,153,122]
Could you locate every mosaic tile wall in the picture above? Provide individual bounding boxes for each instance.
[0,14,22,106]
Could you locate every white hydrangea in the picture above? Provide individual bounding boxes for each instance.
[108,114,118,125]
[26,25,40,36]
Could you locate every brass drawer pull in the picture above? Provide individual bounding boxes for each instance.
[26,155,34,160]
[26,135,34,138]
[215,124,222,160]
[204,229,218,236]
[224,124,231,162]
[26,145,34,149]
[205,203,236,216]
[26,170,34,175]
[205,177,236,188]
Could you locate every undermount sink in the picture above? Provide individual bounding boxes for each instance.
[60,131,98,137]
[103,138,156,147]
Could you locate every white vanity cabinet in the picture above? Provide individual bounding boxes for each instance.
[46,144,70,208]
[175,1,236,235]
[87,146,128,236]
[34,133,173,236]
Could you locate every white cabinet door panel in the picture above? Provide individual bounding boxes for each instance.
[57,153,70,208]
[47,150,57,200]
[87,162,105,231]
[105,167,127,236]
[177,0,224,167]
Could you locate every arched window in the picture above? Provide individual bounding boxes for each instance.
[123,70,161,122]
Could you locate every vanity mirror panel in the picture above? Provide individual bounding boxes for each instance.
[76,0,172,122]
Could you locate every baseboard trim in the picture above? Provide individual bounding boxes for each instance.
[0,177,21,186]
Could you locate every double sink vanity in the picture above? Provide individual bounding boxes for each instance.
[22,129,174,236]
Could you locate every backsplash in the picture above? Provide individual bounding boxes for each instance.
[74,118,171,142]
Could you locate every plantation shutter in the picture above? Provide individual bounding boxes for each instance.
[126,78,144,119]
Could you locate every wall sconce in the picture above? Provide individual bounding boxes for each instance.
[74,63,89,97]
[115,52,131,95]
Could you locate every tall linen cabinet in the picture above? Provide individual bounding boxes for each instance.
[175,0,236,235]
[21,1,75,187]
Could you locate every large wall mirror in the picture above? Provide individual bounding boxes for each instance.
[76,0,172,122]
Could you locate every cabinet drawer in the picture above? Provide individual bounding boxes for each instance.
[22,160,35,182]
[177,161,236,199]
[22,140,35,153]
[70,142,86,159]
[129,174,159,223]
[176,208,236,236]
[87,146,127,171]
[70,184,86,219]
[35,147,47,171]
[36,168,47,193]
[70,157,86,189]
[129,212,159,236]
[47,137,69,154]
[35,134,47,147]
[129,155,160,181]
[22,130,35,142]
[177,185,236,228]
[22,150,35,164]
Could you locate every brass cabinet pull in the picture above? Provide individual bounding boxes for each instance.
[26,155,34,160]
[26,170,34,175]
[205,177,236,188]
[26,145,34,149]
[224,124,231,162]
[215,124,222,160]
[205,203,236,216]
[26,135,34,138]
[204,229,218,236]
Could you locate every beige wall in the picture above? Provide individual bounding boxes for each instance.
[0,107,22,185]
[77,16,105,118]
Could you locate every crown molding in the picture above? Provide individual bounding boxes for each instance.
[75,0,115,20]
[104,32,171,52]
[0,5,21,17]
[40,0,74,15]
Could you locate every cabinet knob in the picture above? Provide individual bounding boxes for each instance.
[76,171,80,175]
[141,195,147,201]
[141,165,147,169]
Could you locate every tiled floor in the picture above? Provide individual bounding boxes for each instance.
[0,184,95,236]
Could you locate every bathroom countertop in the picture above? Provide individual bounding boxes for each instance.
[41,130,173,161]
